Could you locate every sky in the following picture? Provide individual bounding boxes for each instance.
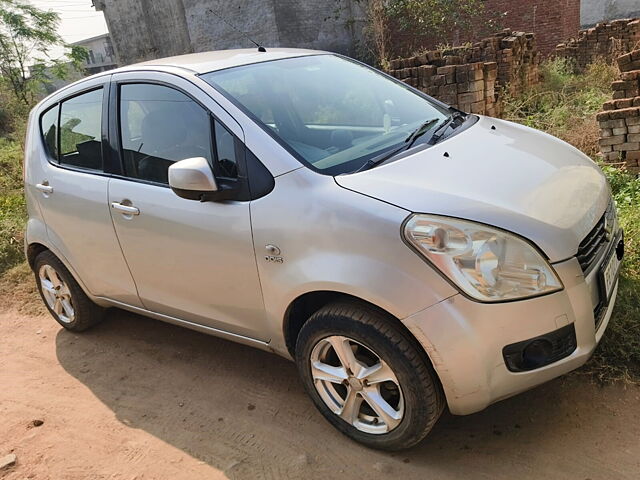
[29,0,109,59]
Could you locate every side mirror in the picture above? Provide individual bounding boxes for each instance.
[168,157,219,201]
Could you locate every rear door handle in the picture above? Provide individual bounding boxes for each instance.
[36,183,54,194]
[111,202,140,216]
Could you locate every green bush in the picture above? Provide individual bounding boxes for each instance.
[592,166,640,381]
[503,58,618,157]
[0,138,26,274]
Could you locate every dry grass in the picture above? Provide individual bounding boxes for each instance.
[0,262,43,316]
[561,114,602,158]
[503,58,618,157]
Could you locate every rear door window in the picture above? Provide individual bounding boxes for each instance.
[59,88,104,170]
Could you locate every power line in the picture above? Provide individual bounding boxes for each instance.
[47,8,97,12]
[60,15,103,19]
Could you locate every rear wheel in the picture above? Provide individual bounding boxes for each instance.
[34,250,106,331]
[295,301,444,450]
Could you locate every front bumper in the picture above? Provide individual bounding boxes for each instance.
[403,248,620,415]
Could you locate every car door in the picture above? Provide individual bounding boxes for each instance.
[29,77,142,306]
[107,71,268,341]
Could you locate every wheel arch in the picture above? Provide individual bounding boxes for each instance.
[26,242,49,269]
[25,240,106,306]
[283,290,436,367]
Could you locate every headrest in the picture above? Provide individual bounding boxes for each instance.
[141,106,187,152]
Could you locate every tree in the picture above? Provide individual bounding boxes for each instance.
[0,0,87,106]
[362,0,391,69]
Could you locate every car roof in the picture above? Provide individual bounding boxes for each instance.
[34,48,330,110]
[124,48,327,74]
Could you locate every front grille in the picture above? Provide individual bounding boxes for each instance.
[576,204,614,274]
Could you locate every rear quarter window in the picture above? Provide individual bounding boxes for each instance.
[40,105,59,160]
[59,88,103,171]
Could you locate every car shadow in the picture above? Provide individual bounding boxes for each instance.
[55,308,632,479]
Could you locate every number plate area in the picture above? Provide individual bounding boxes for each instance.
[598,232,623,305]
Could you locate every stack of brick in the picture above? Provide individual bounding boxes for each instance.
[596,50,640,173]
[390,60,499,115]
[493,31,540,96]
[556,18,640,72]
[387,30,539,116]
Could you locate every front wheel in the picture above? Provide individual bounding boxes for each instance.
[295,301,444,450]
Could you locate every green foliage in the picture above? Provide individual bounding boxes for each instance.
[0,0,88,105]
[603,165,640,209]
[339,0,495,67]
[504,58,615,131]
[591,167,640,382]
[387,0,486,40]
[0,137,26,274]
[0,135,22,190]
[503,58,618,157]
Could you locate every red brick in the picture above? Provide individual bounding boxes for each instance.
[599,135,626,146]
[614,142,640,151]
[610,108,640,120]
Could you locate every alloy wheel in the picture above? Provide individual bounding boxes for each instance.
[39,264,75,323]
[309,335,404,434]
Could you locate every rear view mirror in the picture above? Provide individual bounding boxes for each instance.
[168,157,219,201]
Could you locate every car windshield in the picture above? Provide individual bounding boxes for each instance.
[200,55,449,175]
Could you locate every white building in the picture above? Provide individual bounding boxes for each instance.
[581,0,640,27]
[72,33,118,74]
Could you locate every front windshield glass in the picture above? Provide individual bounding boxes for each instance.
[201,55,449,175]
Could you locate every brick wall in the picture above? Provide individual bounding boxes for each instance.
[556,18,640,71]
[484,0,581,56]
[388,30,540,116]
[387,0,579,59]
[596,50,640,173]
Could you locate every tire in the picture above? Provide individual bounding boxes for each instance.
[295,301,445,451]
[34,250,106,332]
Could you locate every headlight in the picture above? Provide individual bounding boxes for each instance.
[403,214,563,302]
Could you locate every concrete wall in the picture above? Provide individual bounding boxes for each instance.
[94,0,365,66]
[581,0,640,28]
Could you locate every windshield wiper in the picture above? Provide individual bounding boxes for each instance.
[350,118,440,173]
[429,111,467,144]
[405,117,441,149]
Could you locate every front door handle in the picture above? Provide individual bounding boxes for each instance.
[36,183,54,194]
[111,202,140,216]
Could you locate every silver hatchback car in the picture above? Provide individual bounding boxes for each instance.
[24,48,623,450]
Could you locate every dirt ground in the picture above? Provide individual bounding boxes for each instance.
[1,304,639,480]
